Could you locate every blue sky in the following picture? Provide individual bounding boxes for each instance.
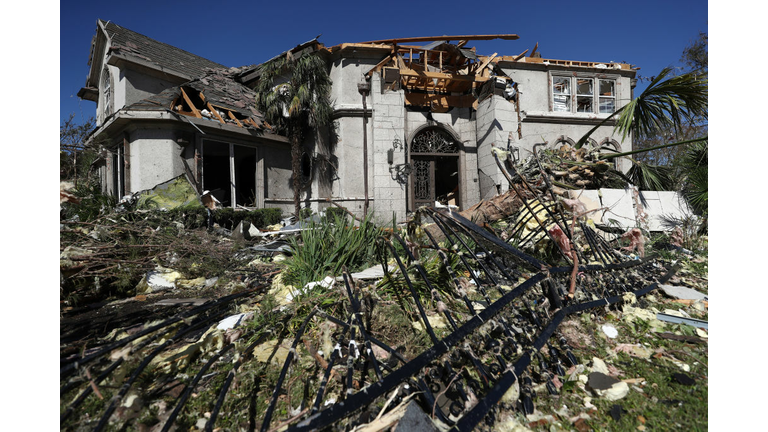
[59,0,708,124]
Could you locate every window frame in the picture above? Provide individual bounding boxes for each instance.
[102,68,112,118]
[549,73,618,115]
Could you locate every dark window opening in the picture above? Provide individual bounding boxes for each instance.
[235,146,257,206]
[301,153,312,184]
[202,141,231,207]
[434,156,459,206]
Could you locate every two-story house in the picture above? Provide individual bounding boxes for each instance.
[79,20,637,221]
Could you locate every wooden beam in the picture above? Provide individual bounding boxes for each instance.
[358,34,519,44]
[512,49,529,61]
[206,102,227,125]
[399,68,489,82]
[179,87,202,118]
[475,53,498,75]
[226,110,244,128]
[365,50,397,78]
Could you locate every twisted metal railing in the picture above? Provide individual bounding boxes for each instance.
[61,203,674,431]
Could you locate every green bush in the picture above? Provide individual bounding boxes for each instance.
[323,206,349,222]
[283,213,383,289]
[60,182,117,222]
[299,208,314,220]
[212,208,282,230]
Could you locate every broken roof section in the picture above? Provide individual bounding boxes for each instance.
[325,34,633,111]
[123,67,270,131]
[236,36,324,87]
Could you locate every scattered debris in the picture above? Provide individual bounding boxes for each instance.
[60,117,708,431]
[601,324,619,339]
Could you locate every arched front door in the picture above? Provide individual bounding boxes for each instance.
[409,128,461,210]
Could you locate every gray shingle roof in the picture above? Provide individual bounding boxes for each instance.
[101,19,225,79]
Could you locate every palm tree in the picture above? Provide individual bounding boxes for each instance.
[576,67,707,203]
[572,66,708,235]
[254,51,333,218]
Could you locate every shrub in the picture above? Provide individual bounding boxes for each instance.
[211,208,283,230]
[283,213,383,289]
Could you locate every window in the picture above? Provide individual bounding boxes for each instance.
[598,79,615,113]
[552,77,570,112]
[102,69,112,117]
[551,75,616,114]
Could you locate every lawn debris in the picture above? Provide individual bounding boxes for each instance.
[60,136,707,431]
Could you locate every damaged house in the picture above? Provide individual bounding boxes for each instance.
[79,20,638,220]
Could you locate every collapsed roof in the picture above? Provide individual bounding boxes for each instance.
[236,33,634,112]
[124,67,270,131]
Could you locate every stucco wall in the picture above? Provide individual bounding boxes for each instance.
[261,143,294,214]
[128,127,185,192]
[123,67,180,109]
[499,64,635,173]
[369,71,407,223]
[328,51,390,218]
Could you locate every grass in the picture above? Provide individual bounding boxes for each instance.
[523,290,708,431]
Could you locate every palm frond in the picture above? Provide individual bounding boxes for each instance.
[615,67,708,143]
[626,160,675,191]
[576,67,707,149]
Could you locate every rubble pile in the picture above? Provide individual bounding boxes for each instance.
[60,144,707,431]
[512,143,624,193]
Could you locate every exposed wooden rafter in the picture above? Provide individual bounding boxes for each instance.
[179,87,202,118]
[173,87,264,129]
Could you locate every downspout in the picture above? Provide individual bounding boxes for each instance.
[358,81,371,216]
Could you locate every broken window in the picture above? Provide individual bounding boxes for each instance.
[552,75,616,115]
[552,77,570,112]
[201,140,260,208]
[576,78,593,112]
[102,69,112,117]
[599,79,615,113]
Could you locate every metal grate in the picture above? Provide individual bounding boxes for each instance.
[411,129,459,154]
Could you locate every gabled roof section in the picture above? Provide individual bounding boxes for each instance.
[124,67,270,130]
[101,19,225,79]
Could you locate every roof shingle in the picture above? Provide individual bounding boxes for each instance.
[101,19,225,79]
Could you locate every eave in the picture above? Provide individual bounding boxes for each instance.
[77,86,99,102]
[86,110,289,146]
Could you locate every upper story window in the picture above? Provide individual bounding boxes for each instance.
[552,75,616,115]
[102,69,112,117]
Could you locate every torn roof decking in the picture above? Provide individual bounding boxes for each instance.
[122,68,269,131]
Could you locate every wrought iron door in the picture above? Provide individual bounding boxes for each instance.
[408,128,460,211]
[412,158,435,209]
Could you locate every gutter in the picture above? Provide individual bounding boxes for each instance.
[85,110,291,145]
